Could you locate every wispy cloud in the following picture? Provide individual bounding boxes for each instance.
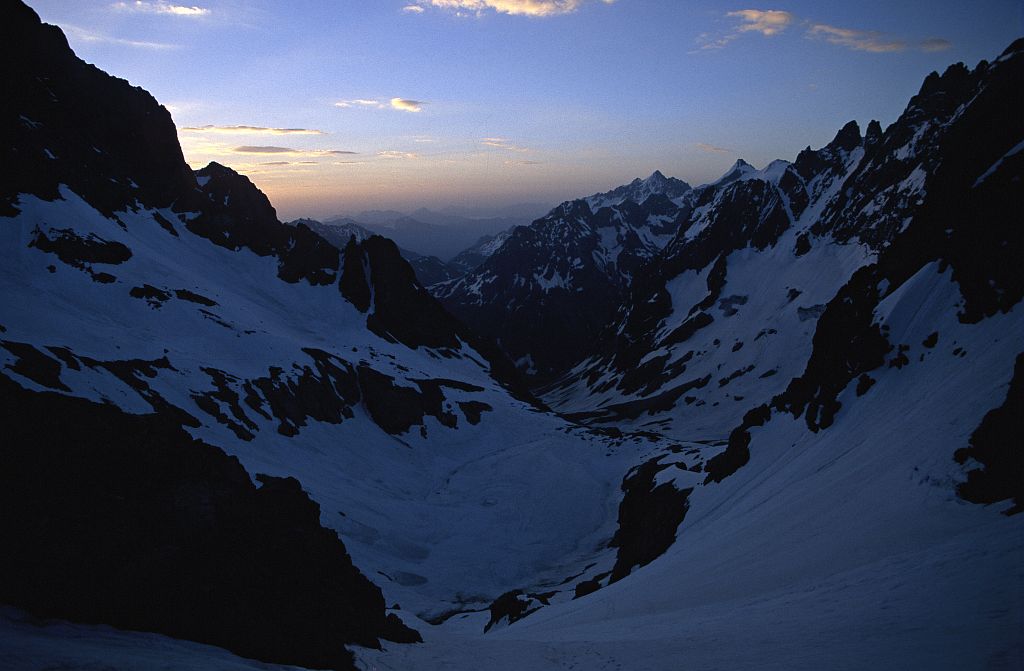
[697,9,794,50]
[806,23,906,53]
[402,4,425,13]
[411,0,614,18]
[62,24,178,49]
[233,146,358,156]
[182,125,326,135]
[111,1,210,17]
[334,99,384,108]
[333,98,426,112]
[378,150,419,159]
[505,159,542,165]
[728,9,793,36]
[481,137,529,152]
[697,10,951,55]
[391,98,426,112]
[695,142,732,155]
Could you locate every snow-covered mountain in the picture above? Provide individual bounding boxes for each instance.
[544,46,1024,444]
[2,2,1022,669]
[0,4,679,668]
[447,228,515,275]
[289,217,459,286]
[586,169,692,209]
[433,173,693,378]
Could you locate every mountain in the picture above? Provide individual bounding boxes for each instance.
[0,3,660,667]
[290,217,459,286]
[544,44,1024,444]
[586,169,692,209]
[369,40,1024,667]
[328,209,534,261]
[447,228,515,275]
[433,173,693,379]
[2,2,1022,668]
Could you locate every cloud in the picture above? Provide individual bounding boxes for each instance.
[727,9,793,36]
[402,4,425,12]
[334,98,426,112]
[376,149,415,158]
[182,125,326,135]
[391,98,426,112]
[413,0,614,18]
[806,23,906,53]
[259,161,292,166]
[505,159,542,165]
[697,9,793,51]
[695,142,732,155]
[62,24,177,49]
[481,137,529,152]
[697,10,950,56]
[334,99,384,108]
[920,37,952,52]
[233,146,358,156]
[111,1,210,17]
[233,146,293,154]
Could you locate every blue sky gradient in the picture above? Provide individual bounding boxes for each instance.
[29,0,1024,219]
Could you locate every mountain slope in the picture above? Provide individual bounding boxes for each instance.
[544,44,1023,444]
[290,217,459,286]
[434,172,693,379]
[0,2,660,664]
[358,40,1024,670]
[2,2,1021,669]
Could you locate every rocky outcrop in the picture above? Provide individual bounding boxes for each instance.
[0,373,419,671]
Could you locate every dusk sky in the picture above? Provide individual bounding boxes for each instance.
[29,0,1023,220]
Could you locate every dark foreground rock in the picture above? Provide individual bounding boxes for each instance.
[0,373,418,670]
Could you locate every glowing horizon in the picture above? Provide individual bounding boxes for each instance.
[30,0,1022,220]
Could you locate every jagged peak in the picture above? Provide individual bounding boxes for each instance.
[196,161,236,177]
[713,158,756,185]
[999,37,1024,59]
[866,119,883,140]
[829,120,862,153]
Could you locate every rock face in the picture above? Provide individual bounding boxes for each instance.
[434,174,692,380]
[0,374,418,671]
[0,0,195,217]
[293,218,460,287]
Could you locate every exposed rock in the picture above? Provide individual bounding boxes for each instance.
[0,373,418,671]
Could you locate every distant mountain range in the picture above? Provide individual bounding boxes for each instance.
[324,208,540,261]
[289,217,460,286]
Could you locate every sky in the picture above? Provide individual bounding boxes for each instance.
[28,0,1024,220]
